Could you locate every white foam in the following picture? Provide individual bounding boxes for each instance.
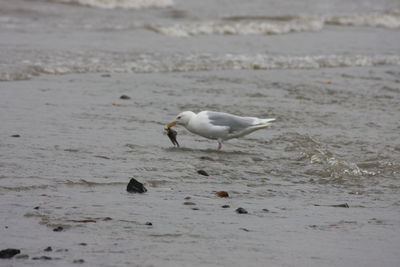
[1,54,399,81]
[53,0,174,9]
[149,18,324,37]
[326,13,400,28]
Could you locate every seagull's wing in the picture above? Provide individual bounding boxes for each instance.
[206,111,256,133]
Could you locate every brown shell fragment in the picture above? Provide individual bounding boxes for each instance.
[215,191,229,198]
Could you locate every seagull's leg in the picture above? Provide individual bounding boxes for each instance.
[217,139,223,151]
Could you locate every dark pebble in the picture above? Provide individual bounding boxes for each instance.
[32,256,52,260]
[0,248,20,259]
[120,94,131,100]
[44,247,52,252]
[262,208,270,212]
[183,201,196,205]
[235,207,248,214]
[197,170,209,176]
[221,205,230,208]
[73,259,85,264]
[126,178,147,193]
[145,222,153,226]
[34,206,40,210]
[101,74,111,77]
[11,134,21,138]
[191,207,199,210]
[78,243,87,246]
[55,249,68,252]
[53,226,63,232]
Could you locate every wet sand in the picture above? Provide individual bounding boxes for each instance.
[1,67,400,266]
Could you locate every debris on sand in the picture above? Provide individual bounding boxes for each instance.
[215,191,229,198]
[120,94,131,100]
[197,170,209,176]
[127,178,147,193]
[0,248,20,259]
[235,207,248,214]
[53,226,64,232]
[314,203,349,208]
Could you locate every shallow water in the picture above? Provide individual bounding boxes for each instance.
[1,0,400,266]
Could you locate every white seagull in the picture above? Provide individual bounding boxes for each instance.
[165,111,275,151]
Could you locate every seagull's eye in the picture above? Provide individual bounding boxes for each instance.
[177,116,182,120]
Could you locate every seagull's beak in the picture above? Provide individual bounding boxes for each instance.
[165,121,177,129]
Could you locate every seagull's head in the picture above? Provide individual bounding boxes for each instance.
[165,111,195,128]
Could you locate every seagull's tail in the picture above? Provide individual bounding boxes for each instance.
[258,118,276,127]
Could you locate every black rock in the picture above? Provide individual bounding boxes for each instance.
[32,256,52,260]
[235,207,248,214]
[197,170,209,176]
[44,247,52,252]
[73,259,85,264]
[145,222,153,226]
[11,134,20,138]
[127,178,147,193]
[120,95,131,100]
[78,243,87,246]
[0,248,20,259]
[53,226,63,232]
[34,206,40,210]
[221,205,230,208]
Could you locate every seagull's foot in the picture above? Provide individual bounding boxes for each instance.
[217,140,222,151]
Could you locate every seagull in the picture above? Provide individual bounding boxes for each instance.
[165,111,275,151]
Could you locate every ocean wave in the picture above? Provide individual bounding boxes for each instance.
[326,13,400,28]
[147,17,323,36]
[52,0,173,9]
[149,12,400,36]
[1,54,399,81]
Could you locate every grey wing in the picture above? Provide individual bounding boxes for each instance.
[206,111,256,133]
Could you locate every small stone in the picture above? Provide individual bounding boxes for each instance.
[145,222,152,226]
[191,207,199,210]
[221,205,230,208]
[215,191,229,198]
[11,134,20,138]
[34,206,40,210]
[101,74,111,77]
[197,170,209,176]
[127,178,147,193]
[78,243,87,246]
[44,247,52,252]
[15,254,29,259]
[262,208,269,212]
[55,249,68,252]
[0,248,20,259]
[73,259,85,264]
[235,207,248,214]
[120,95,131,100]
[53,226,63,232]
[183,202,196,206]
[184,196,191,200]
[32,256,52,260]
